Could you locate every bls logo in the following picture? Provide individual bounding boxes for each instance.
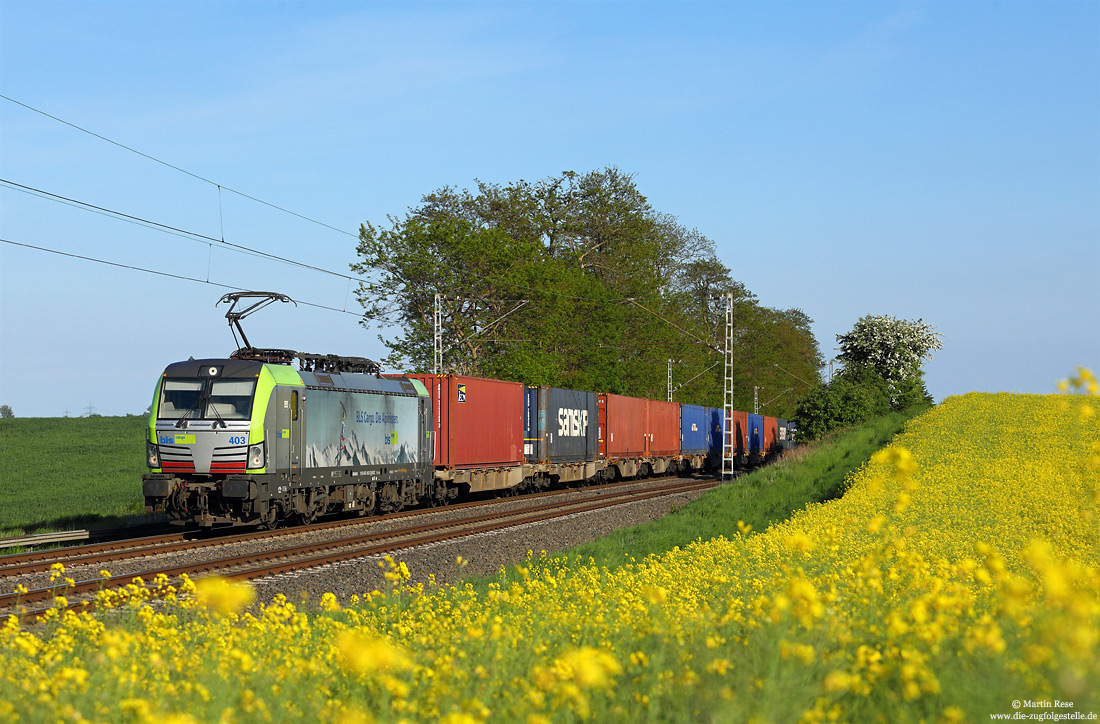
[558,408,589,437]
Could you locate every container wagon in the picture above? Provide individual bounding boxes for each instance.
[405,373,525,493]
[524,386,604,486]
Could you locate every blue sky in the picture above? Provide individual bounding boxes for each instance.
[1,1,1097,417]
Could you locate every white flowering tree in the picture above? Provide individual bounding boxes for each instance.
[836,315,943,403]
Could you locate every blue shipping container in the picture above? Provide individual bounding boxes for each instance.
[748,413,764,455]
[706,407,725,457]
[680,404,708,455]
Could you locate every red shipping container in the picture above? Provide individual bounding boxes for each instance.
[405,374,524,468]
[647,399,681,457]
[763,415,778,455]
[599,393,648,458]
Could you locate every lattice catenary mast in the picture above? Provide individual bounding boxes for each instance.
[722,292,734,480]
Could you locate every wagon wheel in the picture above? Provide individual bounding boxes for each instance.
[429,482,450,507]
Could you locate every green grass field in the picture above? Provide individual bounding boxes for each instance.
[0,416,151,536]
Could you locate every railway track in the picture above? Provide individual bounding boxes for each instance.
[0,473,716,578]
[1,476,719,620]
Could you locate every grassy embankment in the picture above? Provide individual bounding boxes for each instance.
[0,416,150,537]
[557,406,926,569]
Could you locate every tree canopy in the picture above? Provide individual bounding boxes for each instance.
[836,315,943,406]
[353,168,822,416]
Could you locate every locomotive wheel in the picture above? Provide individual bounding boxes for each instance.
[294,487,327,526]
[258,505,279,530]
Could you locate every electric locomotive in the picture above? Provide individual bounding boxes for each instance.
[142,292,442,527]
[141,351,442,527]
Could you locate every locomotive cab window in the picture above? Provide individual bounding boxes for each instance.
[159,380,204,419]
[208,380,256,420]
[291,390,299,421]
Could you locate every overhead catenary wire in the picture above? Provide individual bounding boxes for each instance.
[8,179,691,318]
[2,235,727,385]
[0,237,390,321]
[4,173,676,308]
[0,94,356,239]
[0,234,721,355]
[0,178,368,284]
[626,297,721,352]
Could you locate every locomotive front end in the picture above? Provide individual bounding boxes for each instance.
[142,358,271,526]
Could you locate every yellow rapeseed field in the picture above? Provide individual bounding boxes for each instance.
[2,378,1098,723]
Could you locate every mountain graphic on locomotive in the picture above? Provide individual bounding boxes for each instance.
[142,292,795,528]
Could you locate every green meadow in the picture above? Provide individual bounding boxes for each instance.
[0,416,151,537]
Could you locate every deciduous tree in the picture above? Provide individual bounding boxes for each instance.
[352,168,822,412]
[836,315,942,405]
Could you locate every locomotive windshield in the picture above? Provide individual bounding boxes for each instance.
[158,378,256,421]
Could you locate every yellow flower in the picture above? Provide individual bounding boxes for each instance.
[705,658,733,675]
[555,647,622,689]
[866,514,888,534]
[784,531,814,554]
[439,713,479,724]
[939,706,966,724]
[871,446,919,479]
[823,670,855,693]
[320,592,341,613]
[194,575,255,615]
[160,714,199,724]
[335,708,374,724]
[640,585,668,605]
[336,630,412,675]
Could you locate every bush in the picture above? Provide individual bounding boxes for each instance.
[795,368,910,440]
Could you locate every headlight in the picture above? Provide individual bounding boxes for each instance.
[147,441,160,468]
[249,444,265,468]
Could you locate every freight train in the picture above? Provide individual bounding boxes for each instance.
[142,348,795,528]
